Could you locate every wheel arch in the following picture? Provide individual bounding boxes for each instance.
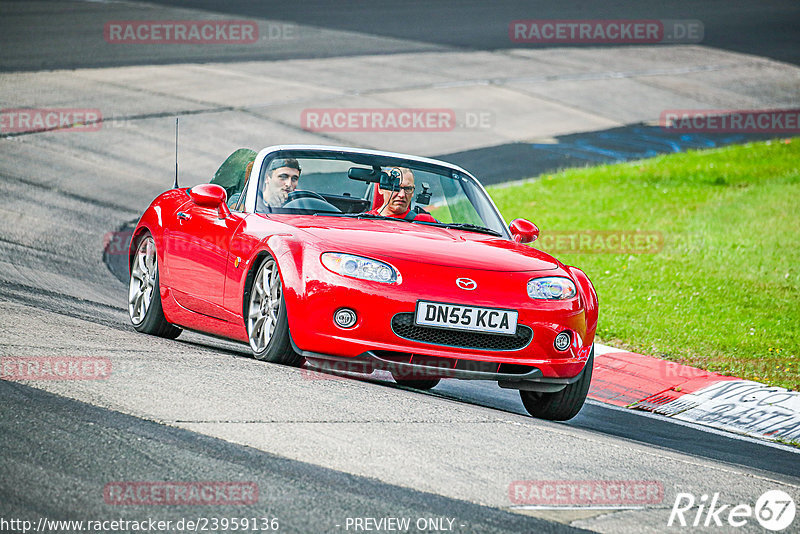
[567,265,598,345]
[242,249,275,321]
[128,225,152,274]
[128,189,189,276]
[241,235,304,323]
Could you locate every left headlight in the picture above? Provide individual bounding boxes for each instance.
[527,277,577,300]
[321,252,399,284]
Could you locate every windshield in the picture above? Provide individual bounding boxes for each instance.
[254,152,509,237]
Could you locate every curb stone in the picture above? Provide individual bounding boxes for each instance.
[590,343,800,443]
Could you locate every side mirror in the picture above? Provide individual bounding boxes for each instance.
[188,184,230,218]
[189,184,227,208]
[509,218,539,244]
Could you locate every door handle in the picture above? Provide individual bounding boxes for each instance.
[177,211,191,221]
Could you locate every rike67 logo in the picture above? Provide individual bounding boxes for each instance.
[668,490,796,531]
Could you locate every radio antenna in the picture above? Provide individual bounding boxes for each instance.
[173,117,179,189]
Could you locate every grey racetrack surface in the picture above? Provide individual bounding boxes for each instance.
[2,0,798,71]
[0,379,583,533]
[1,1,799,532]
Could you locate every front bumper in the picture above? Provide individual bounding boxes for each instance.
[285,252,593,379]
[293,343,591,392]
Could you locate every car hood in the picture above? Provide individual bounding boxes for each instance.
[284,216,559,272]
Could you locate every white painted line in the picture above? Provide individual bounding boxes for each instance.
[509,505,648,511]
[593,342,623,356]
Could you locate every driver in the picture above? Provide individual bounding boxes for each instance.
[368,167,436,222]
[263,157,301,207]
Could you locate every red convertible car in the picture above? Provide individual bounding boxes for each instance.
[128,145,597,420]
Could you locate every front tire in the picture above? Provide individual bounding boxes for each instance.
[128,233,182,339]
[246,255,302,366]
[520,347,593,421]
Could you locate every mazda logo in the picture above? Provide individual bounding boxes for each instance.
[456,278,477,290]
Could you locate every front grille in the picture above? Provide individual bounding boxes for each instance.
[390,313,532,351]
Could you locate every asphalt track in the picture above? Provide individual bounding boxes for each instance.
[0,380,577,534]
[2,0,798,70]
[1,1,799,532]
[440,125,783,185]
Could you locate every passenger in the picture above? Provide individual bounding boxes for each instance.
[210,148,257,207]
[367,167,436,222]
[263,157,302,207]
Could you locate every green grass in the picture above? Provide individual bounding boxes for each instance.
[489,139,800,390]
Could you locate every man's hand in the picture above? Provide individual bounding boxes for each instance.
[266,188,290,207]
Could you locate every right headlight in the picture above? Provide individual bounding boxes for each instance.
[527,277,577,300]
[321,252,399,284]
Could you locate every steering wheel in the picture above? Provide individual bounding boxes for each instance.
[287,190,327,202]
[283,190,342,213]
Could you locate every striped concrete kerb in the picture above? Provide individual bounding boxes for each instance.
[589,343,800,445]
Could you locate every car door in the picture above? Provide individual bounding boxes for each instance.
[164,198,243,321]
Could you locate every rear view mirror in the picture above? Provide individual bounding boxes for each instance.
[509,218,539,244]
[348,166,401,191]
[348,166,381,183]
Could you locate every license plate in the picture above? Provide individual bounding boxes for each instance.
[415,301,518,335]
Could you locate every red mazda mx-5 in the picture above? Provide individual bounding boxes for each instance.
[128,145,598,420]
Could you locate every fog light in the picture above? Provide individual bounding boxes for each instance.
[554,331,571,352]
[334,308,357,328]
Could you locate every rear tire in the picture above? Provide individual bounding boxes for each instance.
[520,347,593,421]
[128,233,182,339]
[246,255,302,366]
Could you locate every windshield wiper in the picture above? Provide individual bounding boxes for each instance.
[424,222,503,237]
[329,214,499,235]
[334,213,413,223]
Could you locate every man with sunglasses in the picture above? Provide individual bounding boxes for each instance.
[368,167,436,222]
